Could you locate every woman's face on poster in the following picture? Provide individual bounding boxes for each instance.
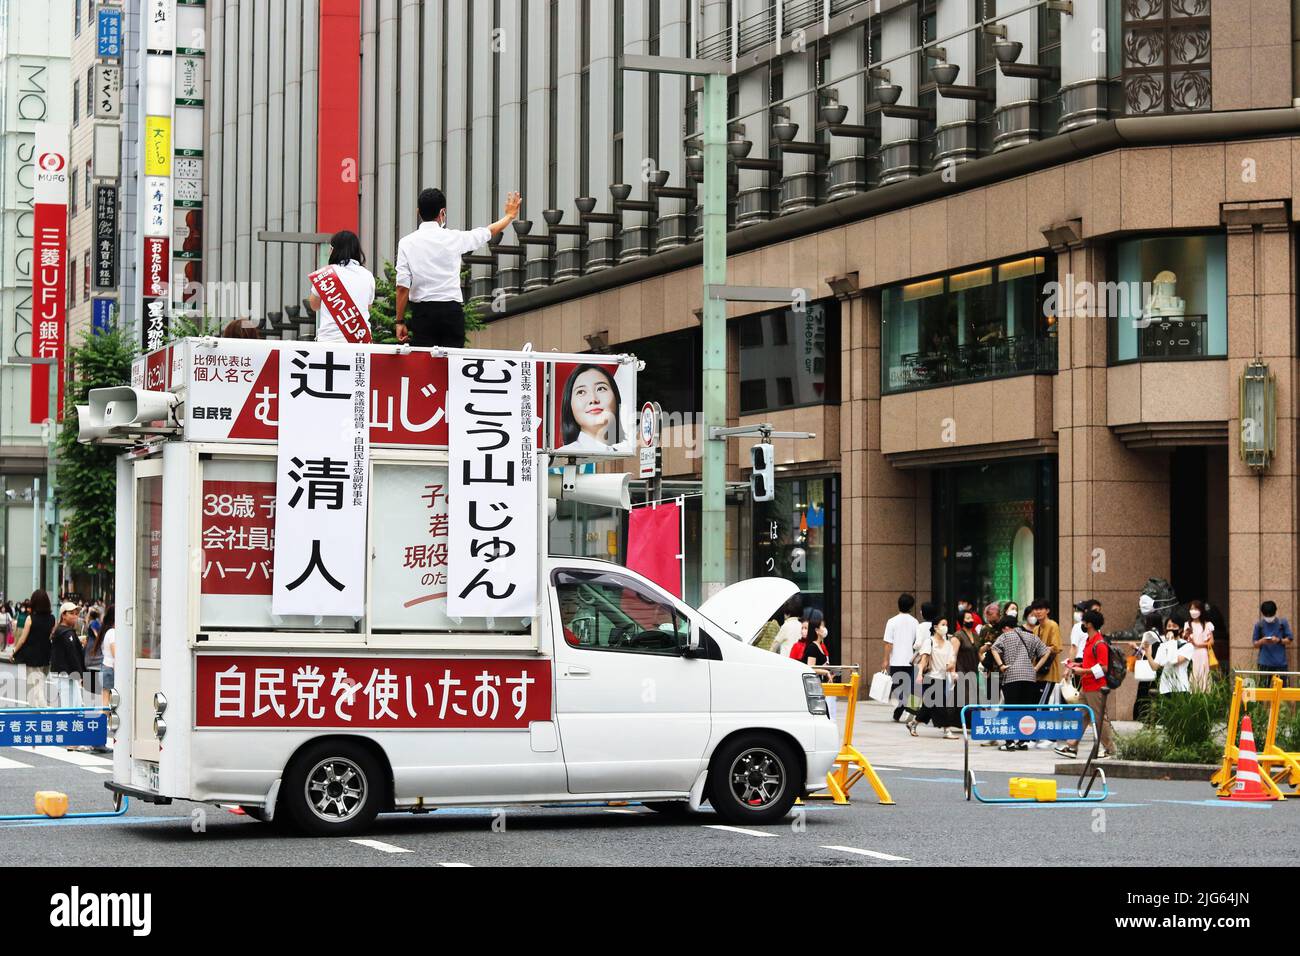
[570,368,617,440]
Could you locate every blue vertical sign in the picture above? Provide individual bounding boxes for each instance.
[92,298,117,335]
[97,8,123,59]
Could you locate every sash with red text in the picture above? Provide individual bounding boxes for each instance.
[309,265,373,344]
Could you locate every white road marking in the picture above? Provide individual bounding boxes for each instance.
[822,845,911,862]
[349,838,411,854]
[603,807,642,814]
[438,862,473,867]
[704,824,776,838]
[12,746,113,767]
[0,754,33,770]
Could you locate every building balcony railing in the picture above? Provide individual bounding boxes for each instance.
[885,333,1058,395]
[696,0,870,60]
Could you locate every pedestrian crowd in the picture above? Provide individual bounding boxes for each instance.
[872,590,1292,760]
[2,591,115,719]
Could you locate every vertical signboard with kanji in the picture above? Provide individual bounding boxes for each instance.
[97,7,123,58]
[447,358,539,619]
[272,347,371,618]
[30,124,69,424]
[94,185,118,289]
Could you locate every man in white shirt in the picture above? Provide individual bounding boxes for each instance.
[394,188,522,347]
[879,593,919,722]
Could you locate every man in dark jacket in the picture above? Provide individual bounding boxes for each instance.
[49,602,86,708]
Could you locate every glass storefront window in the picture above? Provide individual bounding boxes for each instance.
[752,476,839,658]
[882,255,1057,394]
[135,474,163,660]
[931,459,1057,620]
[737,298,841,414]
[1109,233,1227,363]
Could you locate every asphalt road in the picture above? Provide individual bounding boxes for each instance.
[1,746,1294,866]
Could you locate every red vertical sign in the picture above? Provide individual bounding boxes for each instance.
[317,0,360,234]
[31,124,70,423]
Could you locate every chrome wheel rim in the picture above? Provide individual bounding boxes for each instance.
[728,747,785,809]
[305,757,368,823]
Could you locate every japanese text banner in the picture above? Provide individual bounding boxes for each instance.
[272,347,370,617]
[195,656,551,729]
[448,357,539,619]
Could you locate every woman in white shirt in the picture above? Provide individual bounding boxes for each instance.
[308,231,376,344]
[99,606,116,707]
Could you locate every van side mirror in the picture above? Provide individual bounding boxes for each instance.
[685,624,703,656]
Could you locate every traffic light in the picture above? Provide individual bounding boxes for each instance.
[750,443,775,502]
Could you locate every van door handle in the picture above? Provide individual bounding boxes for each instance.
[562,665,592,679]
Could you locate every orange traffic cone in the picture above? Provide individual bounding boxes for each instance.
[1220,716,1276,802]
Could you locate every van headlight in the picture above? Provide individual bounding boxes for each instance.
[108,688,120,712]
[108,713,121,733]
[802,674,828,716]
[152,691,168,715]
[153,716,167,739]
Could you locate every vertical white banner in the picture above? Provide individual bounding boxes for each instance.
[272,346,370,617]
[448,357,539,619]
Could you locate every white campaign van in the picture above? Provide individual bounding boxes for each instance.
[83,339,838,836]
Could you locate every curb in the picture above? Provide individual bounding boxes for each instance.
[1052,759,1216,781]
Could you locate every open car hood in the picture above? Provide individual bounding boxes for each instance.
[696,577,800,644]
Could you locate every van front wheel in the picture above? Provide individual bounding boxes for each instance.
[283,741,385,837]
[707,735,799,826]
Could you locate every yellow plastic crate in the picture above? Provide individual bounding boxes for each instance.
[1009,777,1058,802]
[35,790,69,818]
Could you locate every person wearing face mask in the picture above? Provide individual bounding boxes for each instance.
[1182,599,1215,692]
[1252,600,1293,679]
[956,598,984,629]
[988,606,1051,751]
[393,188,522,347]
[908,610,960,738]
[1028,599,1062,707]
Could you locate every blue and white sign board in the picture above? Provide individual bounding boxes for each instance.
[0,711,109,748]
[93,297,117,334]
[97,8,124,59]
[966,706,1087,742]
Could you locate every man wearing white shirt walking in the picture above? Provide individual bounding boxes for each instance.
[394,188,522,347]
[880,593,919,722]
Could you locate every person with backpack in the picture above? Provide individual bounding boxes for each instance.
[1057,609,1116,759]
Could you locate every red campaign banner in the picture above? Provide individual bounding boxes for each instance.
[30,202,66,423]
[224,349,450,445]
[200,481,276,595]
[143,347,170,392]
[194,656,552,729]
[144,237,170,298]
[626,502,683,599]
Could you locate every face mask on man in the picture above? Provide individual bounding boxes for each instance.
[1264,615,1276,624]
[1073,611,1083,623]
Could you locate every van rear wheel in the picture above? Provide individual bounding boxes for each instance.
[707,734,800,826]
[283,741,385,837]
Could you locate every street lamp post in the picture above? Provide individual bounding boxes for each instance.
[623,54,731,599]
[7,356,61,595]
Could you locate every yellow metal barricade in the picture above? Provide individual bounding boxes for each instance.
[1211,675,1300,799]
[805,670,895,807]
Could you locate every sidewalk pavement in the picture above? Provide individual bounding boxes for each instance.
[840,698,1141,775]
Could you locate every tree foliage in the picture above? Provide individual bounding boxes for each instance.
[57,327,135,575]
[370,260,485,345]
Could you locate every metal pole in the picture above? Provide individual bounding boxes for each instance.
[47,365,60,597]
[31,477,42,594]
[700,71,728,601]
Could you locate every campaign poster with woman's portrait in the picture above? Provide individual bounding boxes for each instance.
[548,360,637,456]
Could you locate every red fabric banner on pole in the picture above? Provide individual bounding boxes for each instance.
[627,502,683,599]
